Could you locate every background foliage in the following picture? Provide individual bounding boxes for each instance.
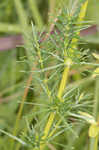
[0,0,99,150]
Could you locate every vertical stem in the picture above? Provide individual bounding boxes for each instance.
[78,0,88,22]
[93,78,99,119]
[39,1,88,150]
[14,0,33,66]
[28,0,44,30]
[49,0,56,14]
[14,0,28,27]
[90,78,99,150]
[94,136,98,150]
[89,78,99,150]
[11,72,33,150]
[32,22,52,100]
[40,65,70,150]
[57,63,70,100]
[48,0,56,23]
[11,1,30,149]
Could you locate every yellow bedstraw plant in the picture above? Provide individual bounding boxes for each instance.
[2,1,99,150]
[40,0,89,149]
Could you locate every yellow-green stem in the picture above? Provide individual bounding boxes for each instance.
[57,65,70,100]
[48,120,62,138]
[34,33,52,100]
[94,136,98,150]
[0,23,22,33]
[40,112,55,149]
[90,78,99,150]
[40,60,70,150]
[39,1,88,149]
[14,0,28,28]
[28,0,44,30]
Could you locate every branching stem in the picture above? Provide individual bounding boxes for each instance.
[39,1,88,150]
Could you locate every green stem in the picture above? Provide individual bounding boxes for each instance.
[93,78,99,119]
[40,1,88,149]
[0,23,22,33]
[49,0,56,13]
[14,0,28,27]
[28,0,44,30]
[11,72,33,150]
[14,0,35,67]
[15,107,37,150]
[11,0,32,149]
[94,136,98,150]
[39,59,71,150]
[90,77,99,150]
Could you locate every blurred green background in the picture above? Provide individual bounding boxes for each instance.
[0,0,99,150]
